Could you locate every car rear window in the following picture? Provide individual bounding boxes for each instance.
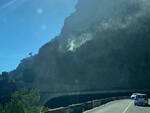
[137,95,147,98]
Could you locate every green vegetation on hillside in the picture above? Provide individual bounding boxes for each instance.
[0,72,51,113]
[0,88,45,113]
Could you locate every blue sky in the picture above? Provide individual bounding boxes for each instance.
[0,0,77,73]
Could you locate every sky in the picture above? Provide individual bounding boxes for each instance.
[0,0,77,73]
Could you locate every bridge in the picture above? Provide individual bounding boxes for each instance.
[40,89,150,108]
[44,96,150,113]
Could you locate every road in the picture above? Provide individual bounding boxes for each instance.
[84,99,150,113]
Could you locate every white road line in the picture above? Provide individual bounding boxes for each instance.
[122,101,132,113]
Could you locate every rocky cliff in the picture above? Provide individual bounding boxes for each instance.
[12,0,150,93]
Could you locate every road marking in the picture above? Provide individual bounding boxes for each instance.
[122,101,132,113]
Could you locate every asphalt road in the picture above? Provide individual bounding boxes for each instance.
[84,99,150,113]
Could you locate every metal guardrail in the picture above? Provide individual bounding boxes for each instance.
[44,96,129,113]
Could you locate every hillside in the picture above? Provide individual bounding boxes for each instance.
[11,0,150,93]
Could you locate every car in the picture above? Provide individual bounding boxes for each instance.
[134,94,148,106]
[131,93,140,100]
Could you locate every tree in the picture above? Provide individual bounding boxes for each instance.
[0,104,4,113]
[29,52,33,57]
[4,100,25,113]
[1,88,41,113]
[2,72,10,82]
[11,88,41,113]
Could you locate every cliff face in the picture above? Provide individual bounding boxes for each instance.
[12,0,150,92]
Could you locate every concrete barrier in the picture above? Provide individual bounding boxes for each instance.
[69,103,85,113]
[44,96,129,113]
[92,100,102,108]
[100,98,109,105]
[44,107,69,113]
[84,101,93,111]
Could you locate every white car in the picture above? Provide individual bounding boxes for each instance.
[134,94,148,106]
[131,93,140,100]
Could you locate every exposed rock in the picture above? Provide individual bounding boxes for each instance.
[11,0,150,100]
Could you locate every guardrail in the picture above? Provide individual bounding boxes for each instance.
[44,96,129,113]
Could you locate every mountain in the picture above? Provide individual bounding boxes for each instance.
[11,0,150,93]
